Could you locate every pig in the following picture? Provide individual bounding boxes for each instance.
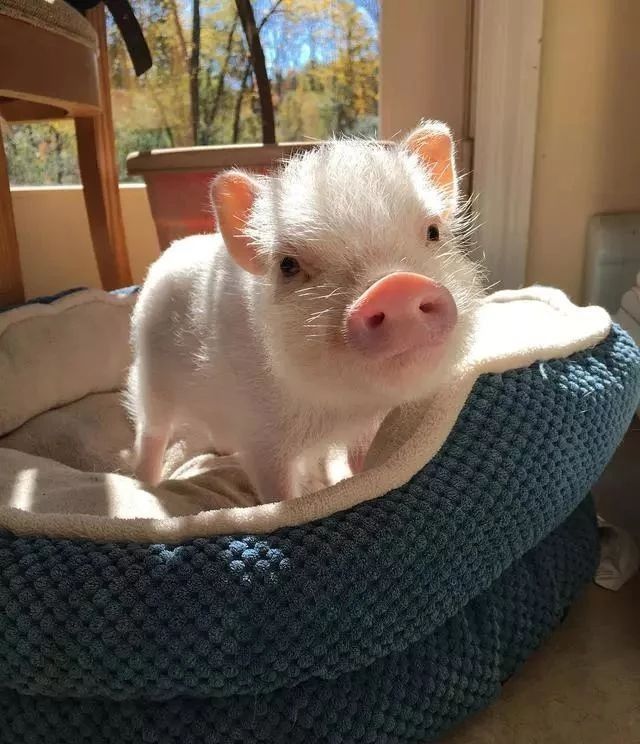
[126,120,483,503]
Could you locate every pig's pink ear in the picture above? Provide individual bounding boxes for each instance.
[404,120,458,213]
[211,170,266,275]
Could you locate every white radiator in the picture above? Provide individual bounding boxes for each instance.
[584,213,640,313]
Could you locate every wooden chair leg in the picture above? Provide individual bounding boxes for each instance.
[75,2,132,291]
[75,116,131,290]
[0,124,24,307]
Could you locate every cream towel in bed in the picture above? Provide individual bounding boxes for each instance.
[0,285,613,542]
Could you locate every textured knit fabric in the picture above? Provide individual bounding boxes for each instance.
[0,498,599,744]
[0,327,638,742]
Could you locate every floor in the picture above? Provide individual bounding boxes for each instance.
[442,421,640,743]
[594,417,640,541]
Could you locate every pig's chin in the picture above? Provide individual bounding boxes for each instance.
[267,317,468,409]
[353,340,453,398]
[345,312,474,404]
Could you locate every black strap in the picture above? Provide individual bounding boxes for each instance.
[103,0,152,76]
[64,0,101,10]
[64,0,152,77]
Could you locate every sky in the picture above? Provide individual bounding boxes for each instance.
[254,0,379,73]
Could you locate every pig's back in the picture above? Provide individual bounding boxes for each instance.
[131,233,262,429]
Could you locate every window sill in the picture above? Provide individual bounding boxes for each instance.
[10,182,146,192]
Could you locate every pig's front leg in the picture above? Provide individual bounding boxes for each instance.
[347,445,368,476]
[134,426,172,486]
[347,422,381,475]
[298,454,334,494]
[242,447,298,504]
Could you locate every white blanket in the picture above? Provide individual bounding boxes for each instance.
[0,286,611,542]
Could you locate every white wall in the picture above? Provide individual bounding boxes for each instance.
[527,0,640,301]
[380,0,471,140]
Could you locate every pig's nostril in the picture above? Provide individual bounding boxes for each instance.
[419,302,435,314]
[367,312,385,329]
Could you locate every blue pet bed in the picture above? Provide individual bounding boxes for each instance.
[0,288,638,743]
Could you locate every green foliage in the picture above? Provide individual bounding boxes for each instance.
[5,122,79,185]
[5,0,379,185]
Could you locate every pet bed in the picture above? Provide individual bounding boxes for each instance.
[0,285,638,744]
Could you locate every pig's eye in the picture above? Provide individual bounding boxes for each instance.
[279,256,301,278]
[426,224,440,242]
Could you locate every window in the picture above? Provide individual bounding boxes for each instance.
[5,0,379,185]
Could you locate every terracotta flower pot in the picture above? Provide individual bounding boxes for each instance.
[127,142,318,251]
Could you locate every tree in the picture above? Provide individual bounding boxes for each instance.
[230,0,284,143]
[5,0,380,184]
[190,0,201,145]
[200,13,239,144]
[235,0,278,144]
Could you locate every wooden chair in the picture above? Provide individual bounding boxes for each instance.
[0,0,132,307]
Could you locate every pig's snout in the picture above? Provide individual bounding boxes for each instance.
[346,272,457,358]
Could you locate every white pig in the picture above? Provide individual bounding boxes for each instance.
[127,120,483,502]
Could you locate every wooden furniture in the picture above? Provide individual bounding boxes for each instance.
[0,0,132,306]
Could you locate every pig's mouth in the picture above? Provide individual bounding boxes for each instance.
[350,309,469,394]
[313,311,460,395]
[343,318,456,365]
[342,273,459,364]
[371,328,452,361]
[378,338,451,371]
[340,336,455,394]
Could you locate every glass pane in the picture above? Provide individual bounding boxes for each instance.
[4,0,379,186]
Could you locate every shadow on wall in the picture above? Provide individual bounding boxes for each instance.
[11,185,160,299]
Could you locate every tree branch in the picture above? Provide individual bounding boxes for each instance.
[234,0,277,145]
[258,0,283,31]
[205,13,239,137]
[232,61,252,143]
[166,0,188,66]
[189,0,201,144]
